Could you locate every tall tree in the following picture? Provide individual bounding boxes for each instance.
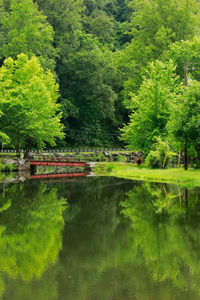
[0,103,9,144]
[166,36,200,82]
[120,60,179,153]
[59,33,118,146]
[82,0,132,47]
[0,54,64,155]
[167,80,200,167]
[35,0,120,146]
[118,0,200,98]
[0,0,55,70]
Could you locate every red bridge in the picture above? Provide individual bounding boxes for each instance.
[30,161,86,167]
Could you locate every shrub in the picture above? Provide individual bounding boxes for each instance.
[0,163,14,173]
[146,137,176,168]
[146,151,160,168]
[117,154,127,162]
[96,153,105,162]
[108,153,113,162]
[85,156,93,162]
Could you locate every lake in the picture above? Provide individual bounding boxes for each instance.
[0,175,200,299]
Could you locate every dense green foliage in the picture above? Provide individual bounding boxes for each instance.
[120,60,179,153]
[0,0,55,70]
[0,54,64,155]
[119,0,200,166]
[1,0,200,164]
[0,181,66,298]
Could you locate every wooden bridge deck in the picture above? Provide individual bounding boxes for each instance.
[30,161,86,167]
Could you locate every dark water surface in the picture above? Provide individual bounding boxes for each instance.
[1,176,200,299]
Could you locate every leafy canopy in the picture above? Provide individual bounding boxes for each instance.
[118,0,200,95]
[166,36,200,81]
[167,80,200,158]
[0,54,64,152]
[0,0,55,70]
[120,60,180,153]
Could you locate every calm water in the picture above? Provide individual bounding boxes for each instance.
[1,176,200,299]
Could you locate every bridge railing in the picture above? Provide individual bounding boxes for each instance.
[0,148,133,154]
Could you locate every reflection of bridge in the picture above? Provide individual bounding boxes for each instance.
[31,172,86,179]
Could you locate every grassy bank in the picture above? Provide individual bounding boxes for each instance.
[94,162,200,186]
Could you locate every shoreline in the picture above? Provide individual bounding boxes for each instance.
[2,162,200,187]
[94,162,200,187]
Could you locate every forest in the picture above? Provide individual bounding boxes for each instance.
[1,0,200,165]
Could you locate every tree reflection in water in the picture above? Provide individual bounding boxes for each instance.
[0,181,66,299]
[121,182,200,293]
[1,178,200,299]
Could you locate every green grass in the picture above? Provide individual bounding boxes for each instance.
[0,153,16,156]
[94,162,200,187]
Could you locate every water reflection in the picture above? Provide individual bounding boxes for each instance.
[0,182,66,299]
[55,179,200,300]
[1,177,200,299]
[121,182,200,295]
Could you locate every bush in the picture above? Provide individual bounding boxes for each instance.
[117,154,127,162]
[96,153,105,162]
[75,155,82,161]
[85,156,93,162]
[146,151,161,168]
[108,153,113,162]
[146,137,176,168]
[0,163,14,173]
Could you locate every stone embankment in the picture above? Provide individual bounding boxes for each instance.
[1,157,30,172]
[102,151,143,161]
[0,150,144,173]
[47,150,144,162]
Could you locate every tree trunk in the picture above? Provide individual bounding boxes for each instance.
[184,147,188,170]
[24,149,29,159]
[184,62,188,170]
[24,138,32,159]
[16,144,20,158]
[184,135,188,170]
[195,146,200,168]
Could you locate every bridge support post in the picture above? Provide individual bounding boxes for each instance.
[30,164,37,175]
[84,163,92,172]
[18,160,31,172]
